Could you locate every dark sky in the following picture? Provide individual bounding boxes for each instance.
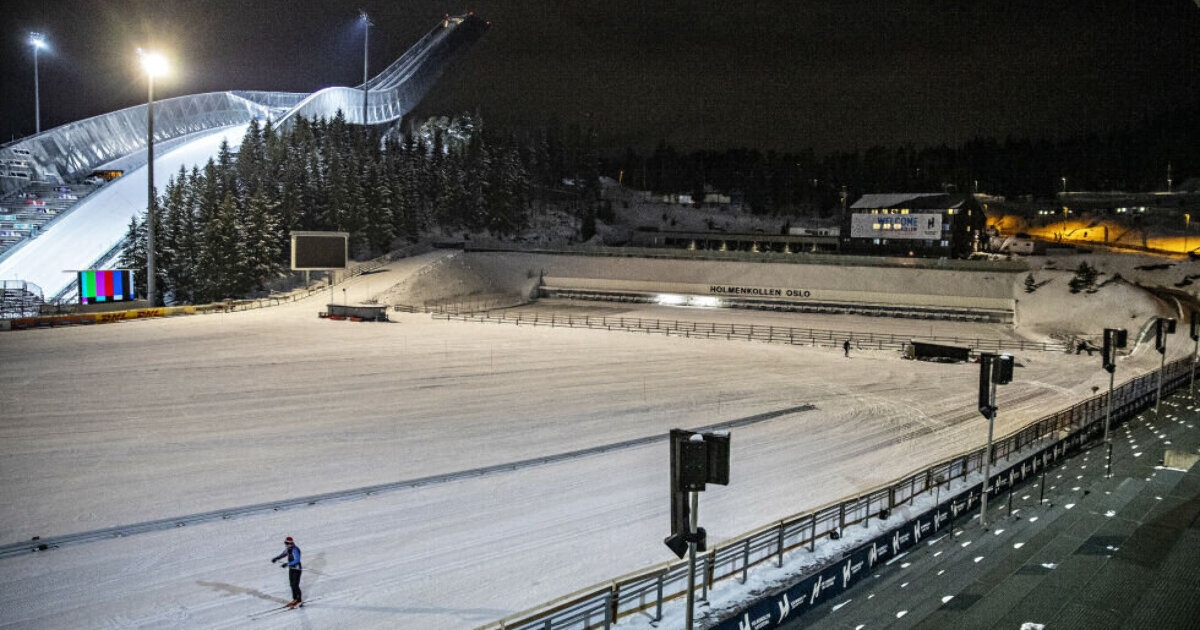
[3,0,1199,152]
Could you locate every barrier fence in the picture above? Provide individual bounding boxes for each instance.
[473,357,1190,630]
[432,310,1068,354]
[3,244,429,330]
[462,244,1030,273]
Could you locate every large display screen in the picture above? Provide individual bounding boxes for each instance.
[850,213,943,240]
[291,232,349,270]
[78,269,135,304]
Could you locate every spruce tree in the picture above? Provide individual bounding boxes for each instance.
[118,215,147,300]
[242,191,282,290]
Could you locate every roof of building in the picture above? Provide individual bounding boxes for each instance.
[850,193,965,210]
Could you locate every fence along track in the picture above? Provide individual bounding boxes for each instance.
[472,359,1188,630]
[0,404,816,561]
[430,309,1068,353]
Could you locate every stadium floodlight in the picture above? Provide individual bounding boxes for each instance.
[137,48,169,306]
[359,9,373,125]
[29,33,47,134]
[138,49,168,78]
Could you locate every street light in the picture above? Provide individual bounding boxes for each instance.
[977,353,1013,529]
[359,9,373,125]
[29,32,47,134]
[1185,213,1190,256]
[138,48,168,306]
[1101,328,1127,477]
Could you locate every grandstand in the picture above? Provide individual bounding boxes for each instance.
[0,182,99,258]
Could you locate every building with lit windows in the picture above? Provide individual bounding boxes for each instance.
[840,193,986,258]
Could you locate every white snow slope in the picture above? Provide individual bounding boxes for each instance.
[0,124,248,298]
[0,250,1186,630]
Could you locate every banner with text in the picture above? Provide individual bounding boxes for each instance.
[850,213,943,240]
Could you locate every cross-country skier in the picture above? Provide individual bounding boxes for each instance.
[843,339,851,357]
[271,536,303,608]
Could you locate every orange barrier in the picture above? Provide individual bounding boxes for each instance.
[5,305,195,330]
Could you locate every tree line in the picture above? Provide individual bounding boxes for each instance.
[120,111,604,304]
[612,104,1200,216]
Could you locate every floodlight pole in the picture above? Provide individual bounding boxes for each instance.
[32,38,41,134]
[146,72,156,306]
[979,371,997,529]
[361,10,371,125]
[1105,368,1115,477]
[1191,333,1198,398]
[685,490,699,630]
[1155,345,1166,424]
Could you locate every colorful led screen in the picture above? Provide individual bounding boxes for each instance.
[78,269,135,304]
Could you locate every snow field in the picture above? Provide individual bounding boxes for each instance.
[0,250,1188,629]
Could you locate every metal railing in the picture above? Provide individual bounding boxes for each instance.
[432,310,1068,353]
[473,358,1188,630]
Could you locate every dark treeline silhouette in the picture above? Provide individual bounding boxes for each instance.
[121,105,1198,303]
[120,111,606,305]
[611,104,1200,216]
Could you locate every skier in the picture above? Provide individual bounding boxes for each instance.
[843,339,851,358]
[271,536,303,608]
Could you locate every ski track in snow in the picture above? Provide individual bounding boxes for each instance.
[0,251,1185,630]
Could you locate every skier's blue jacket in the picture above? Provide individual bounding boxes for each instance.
[272,544,302,569]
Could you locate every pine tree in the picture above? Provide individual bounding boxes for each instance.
[242,191,282,290]
[197,193,245,301]
[118,215,147,300]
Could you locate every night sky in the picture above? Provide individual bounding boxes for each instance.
[2,0,1198,152]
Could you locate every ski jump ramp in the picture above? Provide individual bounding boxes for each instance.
[0,14,487,299]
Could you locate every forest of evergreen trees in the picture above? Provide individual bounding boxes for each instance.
[120,111,604,305]
[616,104,1200,216]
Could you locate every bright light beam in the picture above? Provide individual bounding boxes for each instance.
[137,49,168,78]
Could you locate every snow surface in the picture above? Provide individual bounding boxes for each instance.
[0,249,1189,629]
[0,124,249,298]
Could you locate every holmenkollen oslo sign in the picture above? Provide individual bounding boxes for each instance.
[708,286,812,298]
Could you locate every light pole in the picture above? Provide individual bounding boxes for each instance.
[138,49,167,306]
[1154,317,1176,423]
[1102,328,1127,477]
[1190,313,1199,399]
[1185,213,1190,256]
[360,9,372,125]
[977,353,1013,529]
[29,33,46,134]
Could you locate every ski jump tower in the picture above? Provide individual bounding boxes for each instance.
[0,13,488,299]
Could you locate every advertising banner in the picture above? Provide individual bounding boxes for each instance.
[850,213,942,240]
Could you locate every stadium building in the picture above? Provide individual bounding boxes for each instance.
[841,192,987,258]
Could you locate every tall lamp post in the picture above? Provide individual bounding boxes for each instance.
[1153,317,1176,423]
[138,49,168,306]
[1101,328,1127,477]
[1185,213,1190,256]
[977,353,1013,529]
[29,33,47,134]
[360,9,373,125]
